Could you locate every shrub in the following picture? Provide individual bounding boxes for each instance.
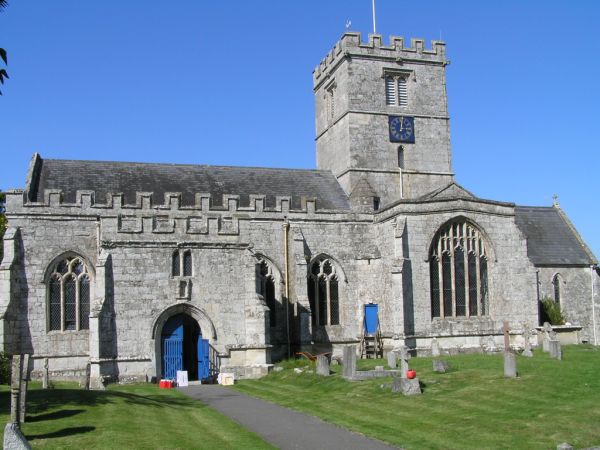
[541,297,566,325]
[0,352,11,384]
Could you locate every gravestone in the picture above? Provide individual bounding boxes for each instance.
[387,351,397,369]
[431,338,441,357]
[548,340,562,360]
[542,322,556,352]
[522,326,533,357]
[433,359,450,373]
[42,358,49,389]
[391,377,421,396]
[19,355,30,423]
[3,355,31,450]
[342,345,356,379]
[3,423,31,450]
[316,355,330,376]
[504,351,517,378]
[502,321,511,352]
[398,346,410,379]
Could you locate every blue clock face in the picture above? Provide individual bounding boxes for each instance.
[389,116,415,143]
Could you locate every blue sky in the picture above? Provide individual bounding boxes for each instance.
[1,1,598,259]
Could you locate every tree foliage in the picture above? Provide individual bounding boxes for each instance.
[0,0,7,95]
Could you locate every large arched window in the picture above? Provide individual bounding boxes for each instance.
[47,256,91,331]
[430,220,488,318]
[307,257,340,326]
[257,260,278,328]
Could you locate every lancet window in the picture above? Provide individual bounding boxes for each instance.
[172,250,192,277]
[430,221,489,318]
[48,255,91,331]
[552,274,561,304]
[307,257,340,326]
[258,260,277,327]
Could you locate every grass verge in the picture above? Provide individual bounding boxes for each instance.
[0,382,274,449]
[234,345,600,450]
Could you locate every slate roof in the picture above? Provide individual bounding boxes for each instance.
[514,206,596,265]
[29,157,351,210]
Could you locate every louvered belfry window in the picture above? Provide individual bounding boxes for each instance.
[307,257,341,326]
[47,256,91,332]
[385,75,408,106]
[430,221,489,319]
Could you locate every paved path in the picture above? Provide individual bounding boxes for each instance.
[179,385,398,450]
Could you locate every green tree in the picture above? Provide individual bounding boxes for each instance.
[0,0,8,95]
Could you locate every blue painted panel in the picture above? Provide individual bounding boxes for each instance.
[198,338,210,380]
[364,304,379,335]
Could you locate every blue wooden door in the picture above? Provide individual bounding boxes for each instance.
[162,316,184,379]
[364,304,379,335]
[198,337,209,380]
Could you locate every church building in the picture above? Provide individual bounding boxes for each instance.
[1,32,598,386]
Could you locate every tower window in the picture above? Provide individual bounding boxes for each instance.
[172,250,192,277]
[385,75,408,106]
[326,82,336,123]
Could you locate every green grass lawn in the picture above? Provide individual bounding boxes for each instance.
[0,382,274,449]
[234,345,600,450]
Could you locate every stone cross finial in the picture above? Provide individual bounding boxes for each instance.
[552,194,560,207]
[502,321,511,352]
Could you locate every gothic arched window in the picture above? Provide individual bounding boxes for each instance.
[258,260,277,328]
[47,255,91,331]
[430,221,489,318]
[552,274,561,304]
[308,257,340,326]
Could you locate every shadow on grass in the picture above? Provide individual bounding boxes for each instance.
[27,426,95,440]
[27,409,85,422]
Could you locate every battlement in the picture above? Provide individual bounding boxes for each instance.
[313,32,446,86]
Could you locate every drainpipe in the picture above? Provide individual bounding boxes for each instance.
[283,219,291,359]
[592,265,598,346]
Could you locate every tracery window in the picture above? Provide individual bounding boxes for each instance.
[552,274,561,304]
[258,260,277,327]
[430,221,488,318]
[307,257,340,326]
[172,250,192,277]
[48,256,91,331]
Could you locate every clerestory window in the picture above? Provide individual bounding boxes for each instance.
[307,257,340,326]
[48,255,91,331]
[430,221,489,319]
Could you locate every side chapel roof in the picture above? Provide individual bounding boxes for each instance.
[514,206,596,266]
[26,154,351,211]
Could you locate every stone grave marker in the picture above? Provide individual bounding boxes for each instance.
[342,345,356,379]
[42,358,49,389]
[542,322,556,352]
[391,377,421,396]
[548,340,562,360]
[19,355,30,424]
[502,321,511,352]
[504,351,517,378]
[398,346,410,379]
[522,325,533,357]
[316,355,330,376]
[387,351,397,369]
[432,359,450,373]
[431,338,441,357]
[3,354,31,450]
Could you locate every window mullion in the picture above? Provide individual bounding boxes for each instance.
[75,275,81,331]
[449,226,456,317]
[438,236,444,318]
[60,277,65,332]
[325,277,331,326]
[475,236,481,316]
[314,277,320,326]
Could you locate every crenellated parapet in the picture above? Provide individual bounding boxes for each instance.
[313,32,446,87]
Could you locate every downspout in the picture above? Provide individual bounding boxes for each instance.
[592,265,598,346]
[283,219,291,359]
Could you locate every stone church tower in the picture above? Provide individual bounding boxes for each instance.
[314,33,453,206]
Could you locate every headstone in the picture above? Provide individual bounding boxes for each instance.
[391,377,421,396]
[10,355,22,425]
[374,365,384,372]
[316,355,330,376]
[42,358,49,389]
[548,340,562,360]
[522,326,533,357]
[3,423,31,450]
[431,338,441,357]
[79,362,91,390]
[432,359,450,373]
[504,351,517,378]
[398,345,410,379]
[387,351,397,369]
[342,345,356,379]
[19,355,30,423]
[502,321,511,352]
[542,322,556,352]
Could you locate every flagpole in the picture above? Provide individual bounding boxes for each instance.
[372,0,377,34]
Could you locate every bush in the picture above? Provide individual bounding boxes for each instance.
[541,297,566,325]
[0,352,11,384]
